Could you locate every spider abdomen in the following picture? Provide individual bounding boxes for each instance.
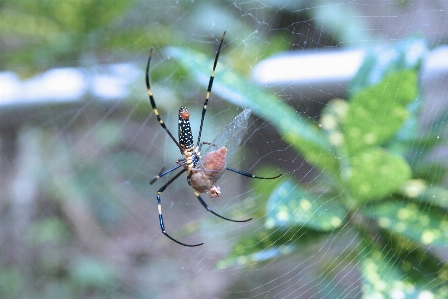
[190,147,227,197]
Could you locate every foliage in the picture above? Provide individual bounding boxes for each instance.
[2,0,448,297]
[170,36,448,298]
[0,0,136,72]
[0,2,292,298]
[0,0,289,76]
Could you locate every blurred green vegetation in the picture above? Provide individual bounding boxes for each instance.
[1,1,295,298]
[0,0,290,76]
[198,36,448,297]
[2,0,448,299]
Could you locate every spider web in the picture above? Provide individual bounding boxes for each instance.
[1,1,448,299]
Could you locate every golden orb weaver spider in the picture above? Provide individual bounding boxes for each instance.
[146,31,282,247]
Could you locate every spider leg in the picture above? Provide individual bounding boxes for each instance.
[175,159,189,169]
[226,167,283,180]
[156,168,203,247]
[194,191,252,223]
[149,164,183,185]
[196,31,226,148]
[146,49,183,153]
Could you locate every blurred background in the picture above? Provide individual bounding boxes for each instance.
[1,0,448,298]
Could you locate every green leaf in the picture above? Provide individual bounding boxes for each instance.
[385,232,448,294]
[216,232,299,269]
[358,238,448,298]
[348,148,411,202]
[344,70,419,153]
[320,99,349,148]
[266,179,346,231]
[364,200,448,245]
[401,180,448,209]
[165,46,339,175]
[217,227,328,269]
[413,160,448,185]
[319,99,351,184]
[360,249,396,295]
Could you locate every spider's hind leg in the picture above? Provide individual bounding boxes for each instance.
[194,191,252,223]
[155,168,203,247]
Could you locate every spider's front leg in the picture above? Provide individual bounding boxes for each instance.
[146,49,183,153]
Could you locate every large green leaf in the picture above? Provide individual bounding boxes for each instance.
[363,200,448,245]
[266,179,346,231]
[165,46,339,175]
[344,70,419,153]
[348,148,411,202]
[217,227,328,269]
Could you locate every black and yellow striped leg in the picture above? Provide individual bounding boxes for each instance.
[226,167,283,180]
[156,168,204,247]
[146,48,183,153]
[196,31,226,148]
[194,191,252,223]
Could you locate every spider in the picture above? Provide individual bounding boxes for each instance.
[146,31,282,247]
